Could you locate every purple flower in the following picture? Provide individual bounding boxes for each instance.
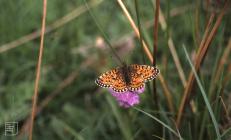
[108,86,145,108]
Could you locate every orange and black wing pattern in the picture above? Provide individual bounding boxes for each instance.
[128,64,160,91]
[127,66,145,91]
[95,67,128,92]
[95,64,160,92]
[130,64,159,82]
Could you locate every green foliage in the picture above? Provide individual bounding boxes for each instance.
[0,0,231,140]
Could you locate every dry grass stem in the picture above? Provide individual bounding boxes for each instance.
[19,58,93,138]
[153,0,159,65]
[117,0,153,62]
[0,1,189,54]
[156,5,187,87]
[168,39,187,87]
[152,0,160,108]
[176,13,215,126]
[117,0,174,112]
[176,0,229,126]
[0,0,103,53]
[219,96,229,119]
[208,38,231,101]
[195,0,201,46]
[29,0,47,139]
[214,38,231,83]
[19,70,79,138]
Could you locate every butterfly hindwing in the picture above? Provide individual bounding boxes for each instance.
[128,66,145,91]
[95,67,128,92]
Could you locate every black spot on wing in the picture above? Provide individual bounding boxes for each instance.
[128,84,144,91]
[144,67,160,82]
[95,79,111,88]
[112,87,128,93]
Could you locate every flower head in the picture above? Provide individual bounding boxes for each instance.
[109,86,145,108]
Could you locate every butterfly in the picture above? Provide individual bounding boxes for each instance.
[95,64,160,92]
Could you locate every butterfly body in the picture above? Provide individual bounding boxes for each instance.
[120,64,132,85]
[95,64,160,93]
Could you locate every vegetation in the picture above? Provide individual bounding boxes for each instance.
[0,0,231,140]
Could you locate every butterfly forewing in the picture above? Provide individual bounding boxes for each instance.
[95,67,128,92]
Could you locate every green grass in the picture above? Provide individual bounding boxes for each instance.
[183,45,221,140]
[0,0,231,140]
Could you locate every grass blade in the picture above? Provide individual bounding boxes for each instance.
[183,45,221,140]
[52,117,85,140]
[133,107,181,139]
[83,0,124,66]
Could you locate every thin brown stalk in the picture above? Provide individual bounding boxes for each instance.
[205,0,211,28]
[195,0,201,46]
[176,13,214,126]
[145,4,193,30]
[29,0,47,139]
[219,66,231,123]
[0,0,103,53]
[219,96,229,119]
[176,0,229,126]
[213,38,231,86]
[18,58,94,138]
[207,38,231,102]
[19,70,79,138]
[168,39,187,87]
[0,1,189,54]
[37,59,92,115]
[117,0,174,112]
[117,0,153,62]
[157,4,187,88]
[153,0,159,65]
[152,0,160,108]
[158,76,174,112]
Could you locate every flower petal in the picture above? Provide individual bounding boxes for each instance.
[108,86,145,108]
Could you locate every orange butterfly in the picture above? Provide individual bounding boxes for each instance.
[95,64,160,92]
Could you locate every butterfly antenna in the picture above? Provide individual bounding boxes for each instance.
[123,59,128,66]
[83,0,124,66]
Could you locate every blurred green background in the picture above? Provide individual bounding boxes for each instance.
[0,0,231,140]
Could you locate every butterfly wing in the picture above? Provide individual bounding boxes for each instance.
[128,71,145,91]
[95,67,128,92]
[128,64,160,91]
[131,64,160,81]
